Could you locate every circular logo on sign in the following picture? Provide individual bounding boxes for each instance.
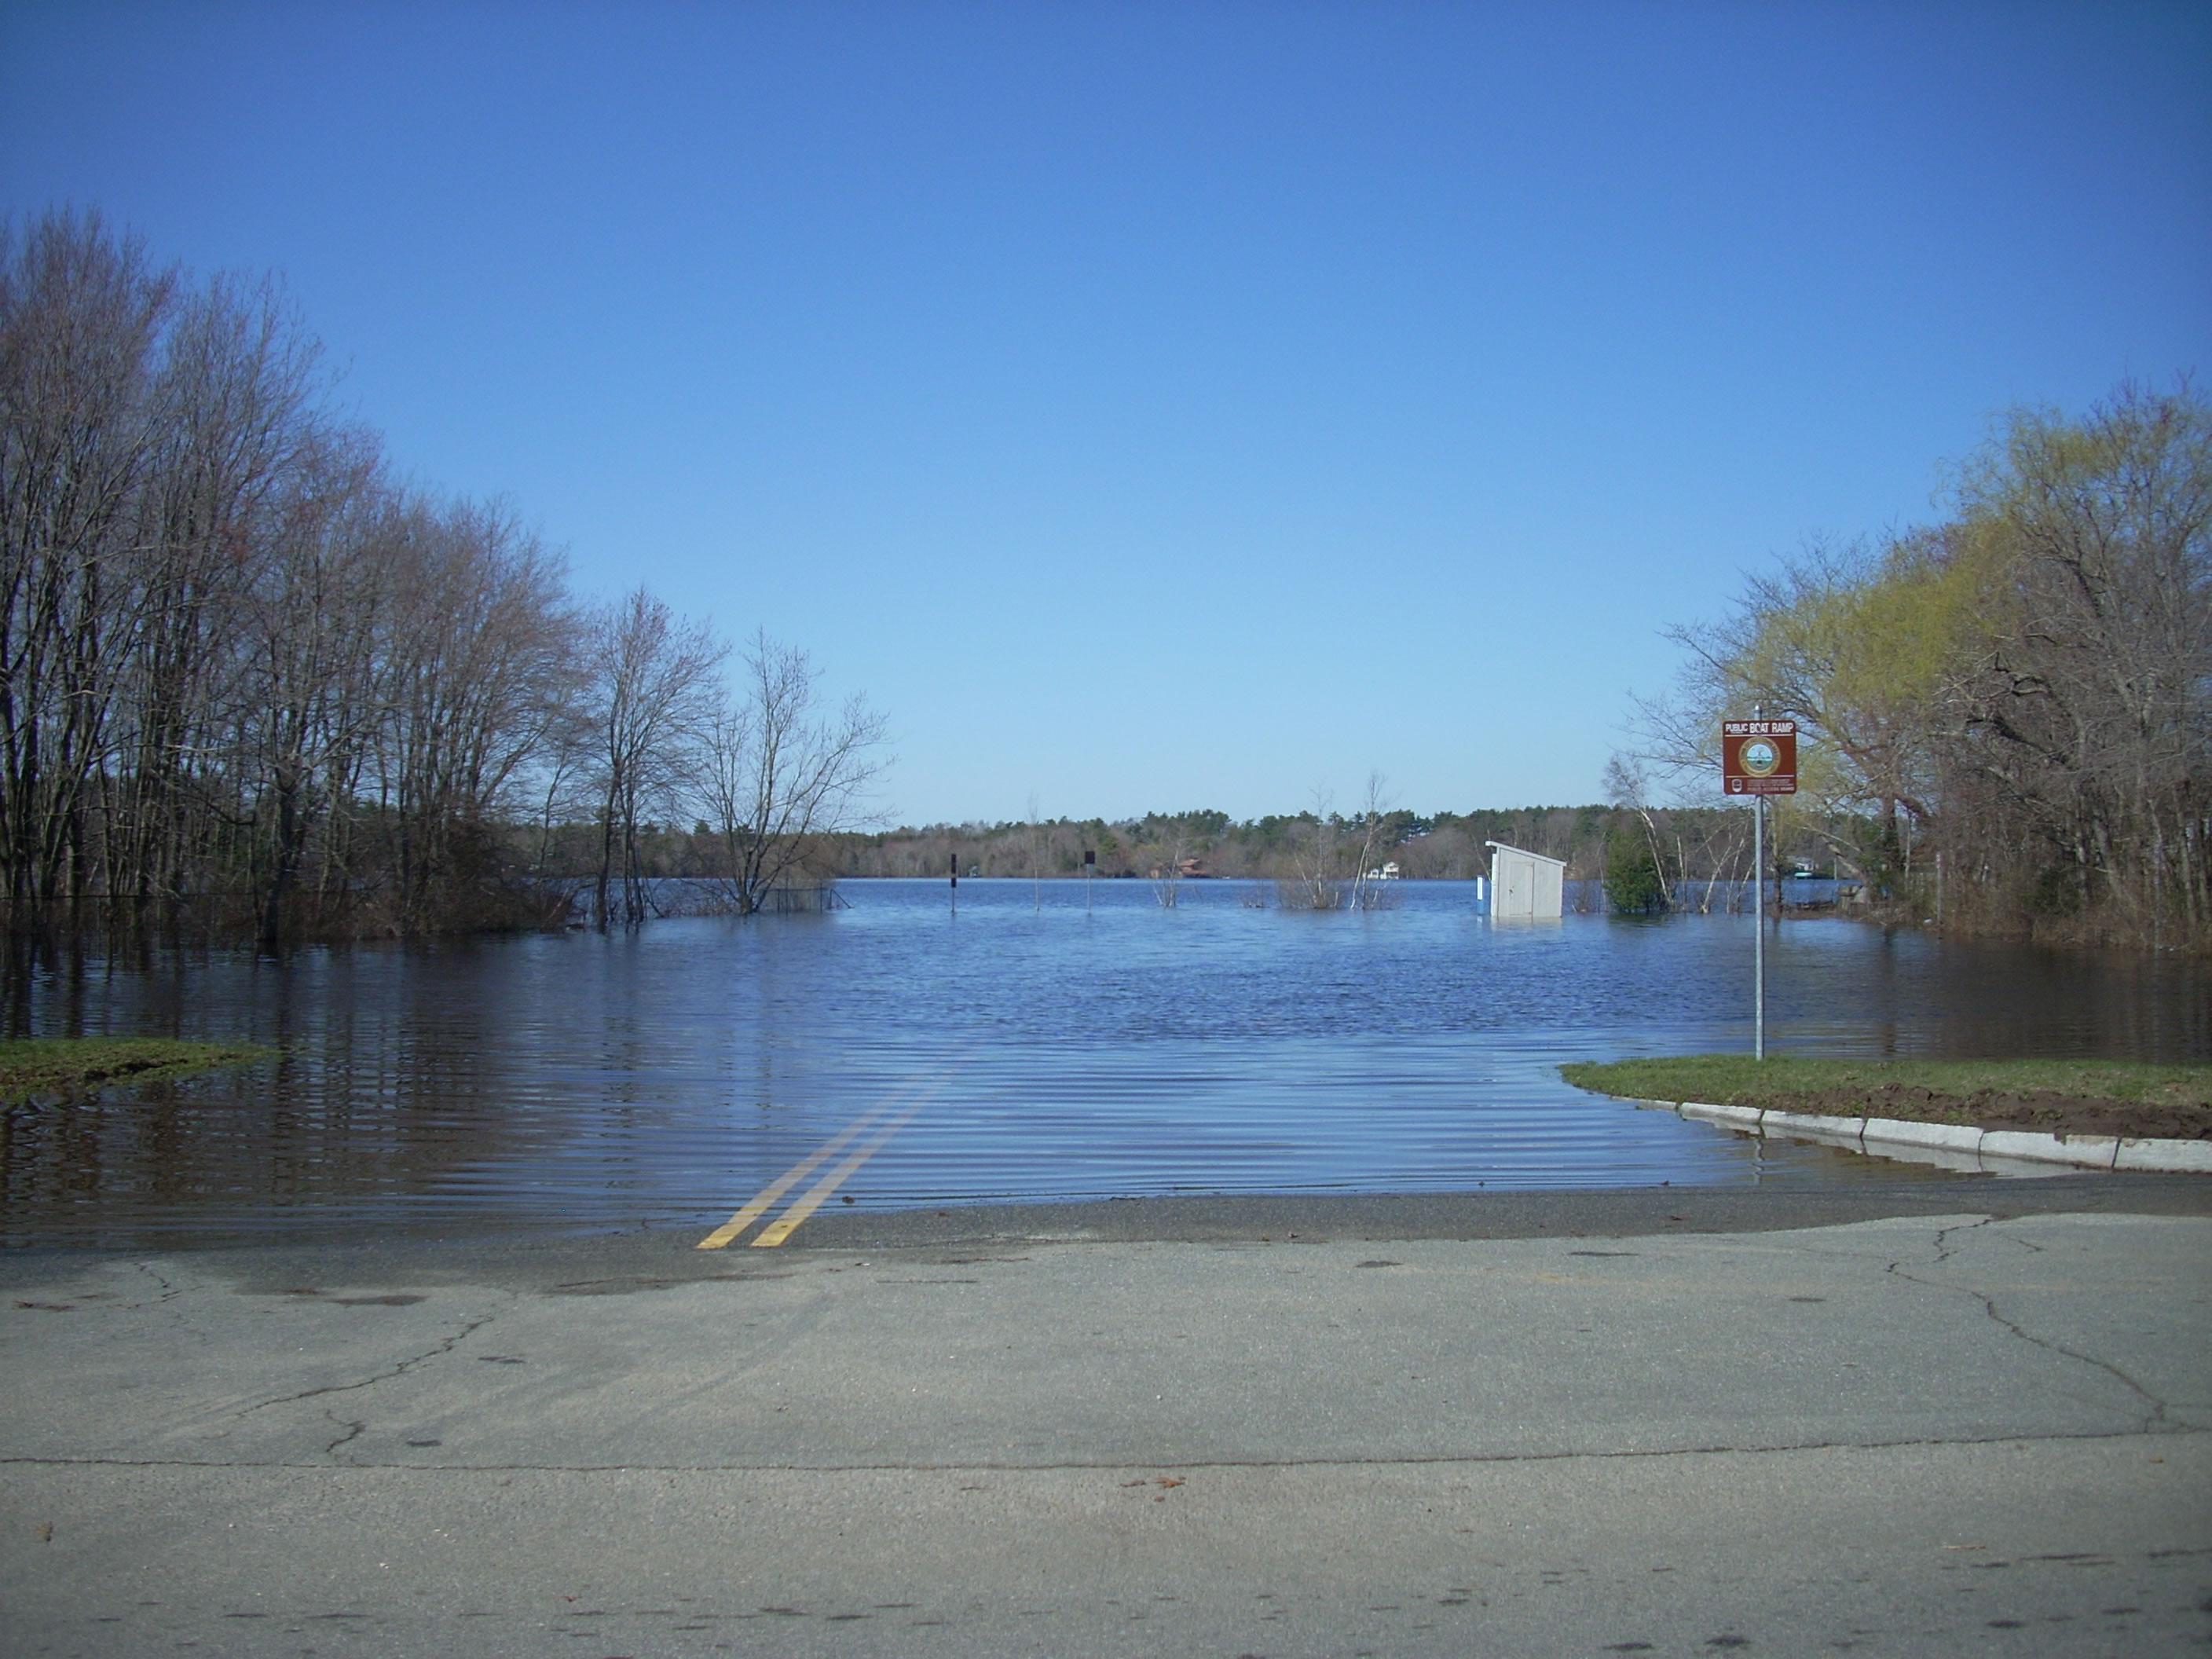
[1741,738,1779,777]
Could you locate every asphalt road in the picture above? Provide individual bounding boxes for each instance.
[5,1177,2209,1657]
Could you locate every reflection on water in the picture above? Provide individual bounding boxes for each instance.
[4,881,2204,1247]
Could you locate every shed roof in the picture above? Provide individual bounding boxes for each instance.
[1485,840,1568,869]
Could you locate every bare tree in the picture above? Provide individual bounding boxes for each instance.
[0,211,174,917]
[699,631,887,915]
[369,495,577,932]
[1,213,732,945]
[1345,771,1393,910]
[1937,383,2211,939]
[1150,814,1187,907]
[1027,793,1045,912]
[582,589,724,928]
[123,269,333,919]
[1277,789,1342,910]
[230,434,384,945]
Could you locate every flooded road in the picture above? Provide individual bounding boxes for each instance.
[4,881,2204,1247]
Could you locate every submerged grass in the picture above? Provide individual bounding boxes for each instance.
[0,1038,270,1104]
[1560,1054,2212,1109]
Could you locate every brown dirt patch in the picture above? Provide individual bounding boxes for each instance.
[1733,1083,2212,1143]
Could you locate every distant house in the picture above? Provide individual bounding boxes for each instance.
[1486,841,1566,920]
[1363,861,1402,881]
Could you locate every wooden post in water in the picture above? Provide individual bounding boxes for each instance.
[1083,848,1094,913]
[950,851,958,916]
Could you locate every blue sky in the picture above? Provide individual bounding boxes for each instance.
[4,2,2206,826]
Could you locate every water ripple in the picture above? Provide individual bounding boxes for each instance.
[3,881,2202,1246]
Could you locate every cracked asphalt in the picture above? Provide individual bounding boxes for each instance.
[3,1180,2209,1657]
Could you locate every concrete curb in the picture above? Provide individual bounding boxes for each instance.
[1639,1098,2211,1174]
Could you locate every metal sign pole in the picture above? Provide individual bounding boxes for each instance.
[1752,793,1765,1062]
[1724,712,1793,1064]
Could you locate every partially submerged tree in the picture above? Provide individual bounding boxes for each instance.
[1276,789,1342,910]
[372,496,577,932]
[1631,379,2210,947]
[231,434,386,946]
[1,211,174,915]
[1603,833,1667,914]
[1344,772,1394,911]
[1938,385,2210,938]
[1602,753,1674,911]
[698,630,888,915]
[581,588,725,928]
[1,211,891,944]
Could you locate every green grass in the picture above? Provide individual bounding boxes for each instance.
[1559,1054,2212,1110]
[0,1038,270,1104]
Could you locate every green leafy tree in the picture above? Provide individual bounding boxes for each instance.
[1603,834,1667,914]
[1632,379,2210,947]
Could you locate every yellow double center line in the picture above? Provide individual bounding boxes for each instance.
[696,1058,966,1250]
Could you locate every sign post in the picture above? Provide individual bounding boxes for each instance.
[1723,718,1798,1060]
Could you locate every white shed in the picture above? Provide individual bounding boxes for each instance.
[1486,840,1566,920]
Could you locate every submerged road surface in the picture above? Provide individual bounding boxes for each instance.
[4,1179,2209,1657]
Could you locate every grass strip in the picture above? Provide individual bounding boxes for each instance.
[0,1038,270,1104]
[1559,1054,2212,1111]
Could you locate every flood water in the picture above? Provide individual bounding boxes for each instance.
[4,879,2206,1247]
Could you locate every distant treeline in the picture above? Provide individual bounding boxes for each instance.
[830,804,1826,890]
[2,211,881,943]
[489,800,1844,921]
[1629,381,2209,951]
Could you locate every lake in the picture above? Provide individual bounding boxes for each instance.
[4,879,2204,1247]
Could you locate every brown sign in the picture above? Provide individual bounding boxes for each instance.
[1723,719,1797,795]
